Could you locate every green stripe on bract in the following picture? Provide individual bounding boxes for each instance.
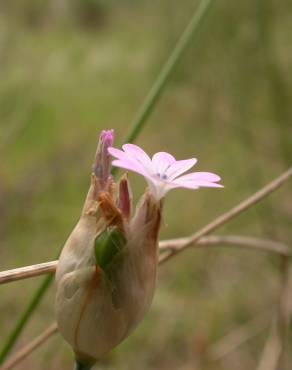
[94,227,126,270]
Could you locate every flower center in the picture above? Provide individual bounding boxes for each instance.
[156,173,168,180]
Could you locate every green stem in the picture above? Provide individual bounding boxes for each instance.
[74,360,94,370]
[0,274,53,364]
[0,0,215,363]
[123,0,215,144]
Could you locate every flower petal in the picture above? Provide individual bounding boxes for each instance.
[111,159,147,176]
[166,158,197,180]
[122,144,152,170]
[173,174,223,189]
[108,147,128,161]
[194,181,223,188]
[178,180,223,188]
[152,152,176,175]
[145,177,179,200]
[109,146,151,176]
[152,152,176,165]
[177,171,221,183]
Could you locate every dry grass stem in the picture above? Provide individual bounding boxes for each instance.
[256,257,292,370]
[207,312,271,361]
[0,261,58,285]
[160,235,291,256]
[159,166,292,264]
[1,235,290,285]
[256,321,282,370]
[0,323,58,370]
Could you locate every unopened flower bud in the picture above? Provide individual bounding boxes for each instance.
[92,129,114,189]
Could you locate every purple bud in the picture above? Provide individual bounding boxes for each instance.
[93,129,114,186]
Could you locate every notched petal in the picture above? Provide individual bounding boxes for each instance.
[166,158,197,180]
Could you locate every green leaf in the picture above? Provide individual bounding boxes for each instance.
[94,227,126,270]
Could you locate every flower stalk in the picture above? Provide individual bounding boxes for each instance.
[74,359,94,370]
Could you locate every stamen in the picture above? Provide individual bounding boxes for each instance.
[156,173,168,180]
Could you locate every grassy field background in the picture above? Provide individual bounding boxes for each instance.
[0,0,292,369]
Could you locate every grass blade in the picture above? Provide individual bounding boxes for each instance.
[0,274,53,364]
[124,0,215,144]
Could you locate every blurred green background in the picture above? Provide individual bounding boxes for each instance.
[0,0,292,369]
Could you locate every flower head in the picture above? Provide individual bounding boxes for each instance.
[55,131,223,368]
[108,143,223,200]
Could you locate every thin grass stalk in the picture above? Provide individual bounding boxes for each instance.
[256,256,291,370]
[1,235,291,286]
[207,312,271,361]
[0,0,215,363]
[0,274,53,364]
[0,323,57,370]
[0,261,58,285]
[122,0,215,144]
[159,167,292,264]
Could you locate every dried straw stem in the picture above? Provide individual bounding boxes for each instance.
[0,323,58,370]
[256,256,292,370]
[1,235,290,285]
[159,166,292,264]
[207,312,271,361]
[160,235,291,256]
[0,261,58,285]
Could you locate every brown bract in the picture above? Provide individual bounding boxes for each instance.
[55,173,162,362]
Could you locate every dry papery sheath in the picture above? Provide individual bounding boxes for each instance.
[55,130,222,369]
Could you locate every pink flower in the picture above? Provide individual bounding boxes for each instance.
[108,144,223,201]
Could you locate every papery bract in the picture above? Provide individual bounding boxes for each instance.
[55,131,162,368]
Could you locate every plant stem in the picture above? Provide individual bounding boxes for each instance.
[159,167,292,264]
[74,360,94,370]
[0,274,53,364]
[123,0,214,145]
[0,323,57,370]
